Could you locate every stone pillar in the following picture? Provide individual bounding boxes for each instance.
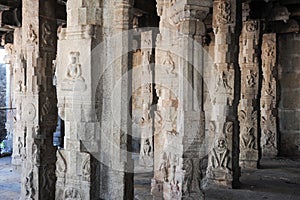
[151,1,210,199]
[10,28,25,168]
[20,0,58,199]
[238,18,261,168]
[55,0,102,199]
[99,0,134,199]
[205,0,240,188]
[2,32,15,158]
[260,33,278,158]
[139,31,154,167]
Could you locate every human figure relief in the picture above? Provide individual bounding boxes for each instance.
[65,52,84,81]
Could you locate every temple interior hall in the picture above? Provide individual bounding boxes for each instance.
[0,0,299,199]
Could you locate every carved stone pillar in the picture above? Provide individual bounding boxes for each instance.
[55,0,103,199]
[238,19,261,168]
[152,1,210,199]
[139,31,154,167]
[20,0,58,199]
[260,33,278,158]
[205,0,240,188]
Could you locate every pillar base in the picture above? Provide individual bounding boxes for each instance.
[240,149,259,169]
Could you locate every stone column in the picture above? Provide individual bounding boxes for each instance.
[238,18,261,168]
[10,28,26,168]
[139,31,154,167]
[205,0,240,188]
[151,1,210,199]
[260,33,278,158]
[2,32,17,162]
[55,0,102,199]
[20,0,58,199]
[99,0,134,199]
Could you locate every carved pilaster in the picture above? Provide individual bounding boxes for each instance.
[238,19,261,168]
[260,33,278,158]
[205,0,240,188]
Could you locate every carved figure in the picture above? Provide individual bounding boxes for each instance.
[182,159,193,196]
[241,127,255,149]
[27,24,37,43]
[216,1,231,24]
[159,153,170,182]
[210,137,230,171]
[143,139,151,157]
[66,52,84,81]
[263,130,275,149]
[25,170,35,199]
[65,188,81,200]
[217,71,232,92]
[163,51,176,75]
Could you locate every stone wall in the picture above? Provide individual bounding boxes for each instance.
[278,33,300,157]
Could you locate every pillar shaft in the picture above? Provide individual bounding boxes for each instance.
[238,19,261,168]
[152,1,210,199]
[20,0,58,199]
[260,33,278,158]
[205,0,240,188]
[55,0,102,199]
[139,31,154,167]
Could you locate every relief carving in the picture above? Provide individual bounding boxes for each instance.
[263,130,276,149]
[159,152,170,182]
[182,159,193,196]
[65,52,84,81]
[163,51,176,75]
[142,138,152,157]
[216,1,232,25]
[241,127,255,150]
[25,170,35,199]
[65,188,82,200]
[27,24,37,44]
[209,137,230,172]
[42,22,54,46]
[56,150,67,178]
[246,70,257,88]
[245,21,258,32]
[82,158,91,181]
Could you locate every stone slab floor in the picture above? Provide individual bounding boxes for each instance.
[134,157,300,200]
[0,156,21,200]
[1,156,300,200]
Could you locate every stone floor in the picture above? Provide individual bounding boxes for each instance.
[1,156,300,200]
[0,156,21,200]
[134,157,300,200]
